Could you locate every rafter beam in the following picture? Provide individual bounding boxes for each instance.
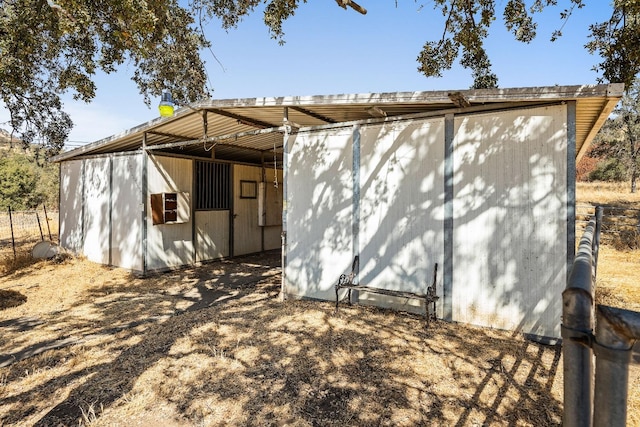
[289,106,338,123]
[146,130,194,140]
[206,108,277,129]
[145,125,285,151]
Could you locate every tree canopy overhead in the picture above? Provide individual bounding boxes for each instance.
[1,0,639,155]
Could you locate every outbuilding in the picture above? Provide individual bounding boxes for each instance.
[52,84,623,340]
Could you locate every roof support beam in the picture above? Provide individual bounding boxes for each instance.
[289,106,338,123]
[214,142,284,154]
[145,125,286,151]
[146,130,194,140]
[206,108,277,129]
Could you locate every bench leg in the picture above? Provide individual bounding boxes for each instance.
[425,301,430,326]
[335,286,339,312]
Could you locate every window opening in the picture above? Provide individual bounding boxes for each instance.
[196,161,230,210]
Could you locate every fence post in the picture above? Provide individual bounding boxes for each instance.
[562,218,596,427]
[8,206,17,260]
[593,305,640,427]
[43,204,53,241]
[35,212,44,241]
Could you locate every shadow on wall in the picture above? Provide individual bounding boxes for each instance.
[146,154,194,271]
[286,127,355,299]
[451,106,567,338]
[285,105,568,338]
[59,154,144,271]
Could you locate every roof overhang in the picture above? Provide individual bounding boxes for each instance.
[51,83,624,165]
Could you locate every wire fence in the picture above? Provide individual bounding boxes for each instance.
[577,204,640,250]
[0,206,59,260]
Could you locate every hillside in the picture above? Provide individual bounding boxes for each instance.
[0,129,59,210]
[0,128,21,148]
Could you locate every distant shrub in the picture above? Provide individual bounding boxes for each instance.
[610,230,640,251]
[588,158,627,182]
[0,149,58,210]
[577,155,599,181]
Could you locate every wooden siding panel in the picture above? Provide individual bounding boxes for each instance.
[82,157,110,264]
[195,210,229,261]
[358,118,446,314]
[59,160,84,253]
[146,155,193,270]
[452,105,567,338]
[111,154,143,271]
[263,168,283,250]
[233,164,262,255]
[284,129,353,301]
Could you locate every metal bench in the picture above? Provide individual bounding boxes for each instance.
[334,256,439,324]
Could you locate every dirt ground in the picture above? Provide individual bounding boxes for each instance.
[0,250,567,427]
[0,182,639,426]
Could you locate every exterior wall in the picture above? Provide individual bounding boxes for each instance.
[233,164,263,255]
[285,107,568,339]
[110,154,143,271]
[358,119,445,313]
[284,128,354,301]
[82,157,110,264]
[451,105,567,338]
[195,210,229,262]
[60,152,277,272]
[146,154,194,270]
[59,154,143,271]
[263,167,284,251]
[59,160,84,253]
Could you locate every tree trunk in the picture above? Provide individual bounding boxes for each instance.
[625,114,638,193]
[630,142,638,193]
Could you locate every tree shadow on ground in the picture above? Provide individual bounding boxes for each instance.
[0,289,27,310]
[0,250,562,426]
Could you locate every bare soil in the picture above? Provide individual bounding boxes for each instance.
[1,251,567,426]
[0,182,638,426]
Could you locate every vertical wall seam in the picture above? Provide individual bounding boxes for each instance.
[192,158,197,264]
[443,113,455,321]
[261,152,266,252]
[281,107,289,299]
[108,154,113,266]
[567,101,577,275]
[352,124,361,292]
[230,165,235,256]
[142,134,148,275]
[81,159,86,251]
[58,162,62,245]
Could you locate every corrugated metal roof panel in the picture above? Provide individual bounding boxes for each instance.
[51,84,623,164]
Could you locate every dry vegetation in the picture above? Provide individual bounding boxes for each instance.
[0,182,638,426]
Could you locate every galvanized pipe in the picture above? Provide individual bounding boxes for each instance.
[593,305,640,427]
[280,107,289,301]
[592,206,603,280]
[562,218,597,427]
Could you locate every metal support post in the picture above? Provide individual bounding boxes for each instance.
[562,218,596,427]
[593,305,639,427]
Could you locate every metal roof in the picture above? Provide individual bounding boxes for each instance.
[51,84,623,165]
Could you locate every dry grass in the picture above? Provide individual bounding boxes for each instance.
[578,182,640,427]
[577,181,640,206]
[1,253,563,426]
[0,182,637,426]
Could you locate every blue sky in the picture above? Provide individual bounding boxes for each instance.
[0,1,613,146]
